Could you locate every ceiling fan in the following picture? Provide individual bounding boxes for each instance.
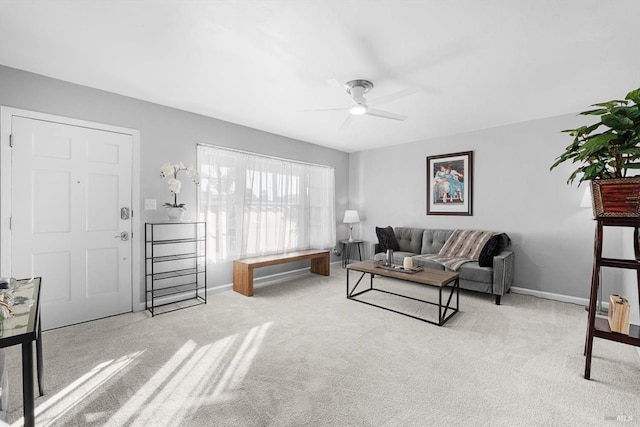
[308,79,415,128]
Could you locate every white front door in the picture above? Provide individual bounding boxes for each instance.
[9,115,134,330]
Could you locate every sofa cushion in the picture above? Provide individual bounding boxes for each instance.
[411,256,445,271]
[376,226,400,252]
[394,227,424,253]
[458,262,493,283]
[421,229,454,255]
[478,233,509,267]
[413,257,492,285]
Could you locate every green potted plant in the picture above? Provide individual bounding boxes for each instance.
[551,87,640,217]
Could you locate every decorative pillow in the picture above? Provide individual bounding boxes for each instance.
[478,233,507,267]
[376,226,400,252]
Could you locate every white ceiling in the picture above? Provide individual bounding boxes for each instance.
[1,0,639,153]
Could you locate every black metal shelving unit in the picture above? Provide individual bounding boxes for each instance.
[145,221,207,316]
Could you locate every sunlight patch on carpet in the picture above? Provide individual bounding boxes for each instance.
[103,321,272,427]
[11,350,145,427]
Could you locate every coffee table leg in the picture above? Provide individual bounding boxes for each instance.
[438,287,443,326]
[346,268,349,297]
[438,279,460,326]
[347,271,369,298]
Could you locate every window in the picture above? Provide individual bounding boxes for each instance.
[198,144,336,261]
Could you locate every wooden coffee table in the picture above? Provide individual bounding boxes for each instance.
[346,260,459,326]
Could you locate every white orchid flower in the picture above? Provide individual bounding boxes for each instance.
[160,162,175,178]
[168,178,182,194]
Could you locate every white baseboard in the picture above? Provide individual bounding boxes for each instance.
[510,286,596,308]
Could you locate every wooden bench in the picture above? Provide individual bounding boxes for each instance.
[233,249,330,296]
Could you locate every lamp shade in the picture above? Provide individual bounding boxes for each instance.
[343,210,360,224]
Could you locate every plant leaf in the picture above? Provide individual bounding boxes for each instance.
[553,89,640,186]
[579,108,608,116]
[625,88,640,104]
[592,100,626,110]
[601,113,634,131]
[550,152,579,170]
[616,147,640,156]
[611,105,640,121]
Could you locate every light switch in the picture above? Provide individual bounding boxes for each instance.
[144,199,157,210]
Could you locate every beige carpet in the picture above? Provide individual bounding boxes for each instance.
[4,267,640,426]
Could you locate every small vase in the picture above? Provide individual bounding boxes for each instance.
[386,249,394,266]
[167,207,185,221]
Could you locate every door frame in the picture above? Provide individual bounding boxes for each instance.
[0,106,141,311]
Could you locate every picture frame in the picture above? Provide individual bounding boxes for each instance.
[426,151,473,216]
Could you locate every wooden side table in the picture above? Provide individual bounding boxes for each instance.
[340,239,363,268]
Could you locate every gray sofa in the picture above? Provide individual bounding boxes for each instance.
[373,227,514,304]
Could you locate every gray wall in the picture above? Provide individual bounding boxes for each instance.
[348,114,624,301]
[1,64,628,305]
[0,65,350,303]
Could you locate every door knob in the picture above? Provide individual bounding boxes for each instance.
[115,231,130,241]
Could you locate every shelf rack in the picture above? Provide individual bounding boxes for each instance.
[145,221,207,316]
[584,217,640,379]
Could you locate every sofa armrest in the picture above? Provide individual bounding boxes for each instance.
[492,250,514,298]
[371,243,382,256]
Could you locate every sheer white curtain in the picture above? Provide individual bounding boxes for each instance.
[198,144,336,261]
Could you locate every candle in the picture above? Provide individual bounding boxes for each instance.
[403,257,413,270]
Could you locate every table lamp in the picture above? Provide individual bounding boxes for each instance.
[343,210,360,242]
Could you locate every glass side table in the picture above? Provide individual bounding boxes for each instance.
[0,277,43,427]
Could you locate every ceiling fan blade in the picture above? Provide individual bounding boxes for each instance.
[366,108,407,121]
[340,114,354,130]
[299,107,349,112]
[368,87,419,108]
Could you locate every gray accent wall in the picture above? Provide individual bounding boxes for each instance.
[0,65,350,302]
[348,114,624,301]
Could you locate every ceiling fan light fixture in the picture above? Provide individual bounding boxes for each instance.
[349,104,367,115]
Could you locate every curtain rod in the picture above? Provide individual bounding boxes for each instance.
[197,143,335,170]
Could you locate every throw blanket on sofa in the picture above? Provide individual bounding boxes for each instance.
[421,229,497,271]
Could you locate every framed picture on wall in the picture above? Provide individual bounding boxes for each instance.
[426,151,473,215]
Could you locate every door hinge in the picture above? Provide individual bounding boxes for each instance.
[9,134,14,147]
[9,217,11,230]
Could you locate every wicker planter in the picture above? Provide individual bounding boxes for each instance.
[590,177,640,218]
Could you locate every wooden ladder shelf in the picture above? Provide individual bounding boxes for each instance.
[584,217,640,379]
